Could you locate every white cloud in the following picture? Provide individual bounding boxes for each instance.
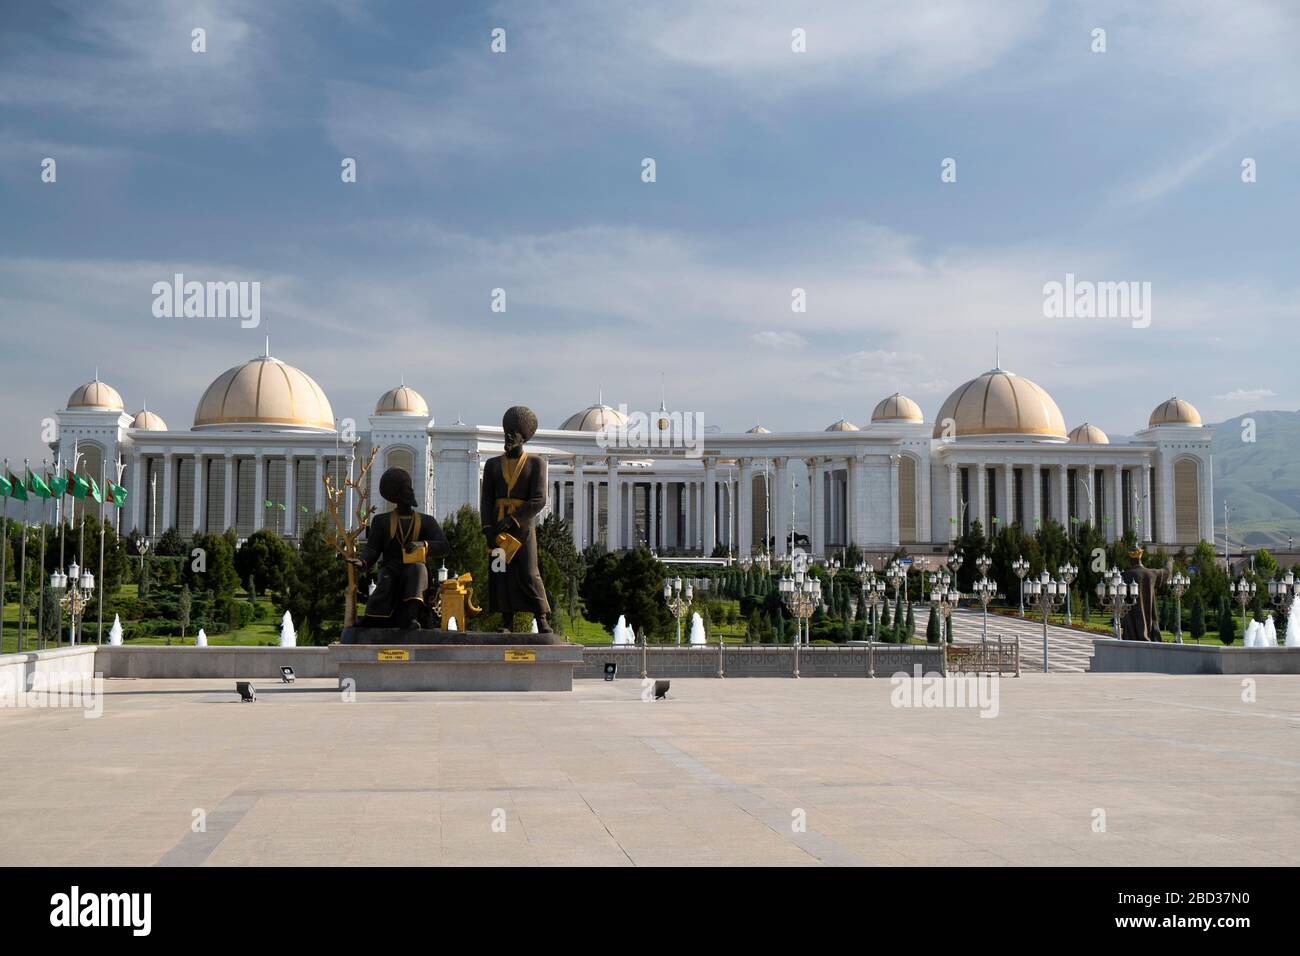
[752,331,807,349]
[1215,388,1276,403]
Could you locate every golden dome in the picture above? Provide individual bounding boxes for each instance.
[130,408,168,431]
[1148,397,1202,427]
[375,384,429,418]
[871,392,924,423]
[1068,422,1109,445]
[746,423,771,434]
[67,378,124,411]
[825,418,860,432]
[559,403,627,432]
[193,355,335,432]
[932,367,1067,440]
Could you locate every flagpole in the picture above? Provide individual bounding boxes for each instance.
[37,458,48,650]
[97,457,106,645]
[0,457,8,651]
[55,454,64,647]
[18,458,29,653]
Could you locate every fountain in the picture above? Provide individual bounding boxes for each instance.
[279,611,297,648]
[531,617,539,634]
[195,628,207,647]
[1263,614,1278,647]
[688,611,706,646]
[447,616,458,631]
[612,614,631,645]
[108,614,123,646]
[1288,597,1300,647]
[1243,619,1259,647]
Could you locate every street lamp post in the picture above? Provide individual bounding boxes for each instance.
[974,574,997,640]
[1266,570,1296,610]
[1096,568,1136,640]
[1169,571,1189,643]
[663,576,693,647]
[1012,556,1030,618]
[1026,571,1065,673]
[1058,562,1078,626]
[779,567,821,678]
[51,561,95,646]
[1232,576,1255,634]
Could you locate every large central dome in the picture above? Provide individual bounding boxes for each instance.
[932,367,1067,440]
[193,355,335,432]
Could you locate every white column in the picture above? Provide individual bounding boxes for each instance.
[1142,463,1153,543]
[191,455,204,534]
[703,458,717,556]
[572,458,585,549]
[284,455,296,538]
[222,454,235,531]
[130,454,144,533]
[1199,456,1214,546]
[649,480,659,551]
[313,454,325,513]
[845,456,860,547]
[974,461,987,533]
[1111,464,1124,542]
[773,457,789,557]
[683,480,694,552]
[890,454,901,546]
[161,452,175,532]
[737,459,753,558]
[252,452,265,531]
[605,457,620,550]
[1030,463,1043,532]
[1084,464,1096,529]
[1057,463,1070,528]
[1002,463,1015,529]
[947,462,959,541]
[805,458,821,557]
[625,482,635,548]
[917,453,932,543]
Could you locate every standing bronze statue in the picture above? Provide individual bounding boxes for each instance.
[481,406,552,632]
[1121,557,1172,642]
[348,467,448,630]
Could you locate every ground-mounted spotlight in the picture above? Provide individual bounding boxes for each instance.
[280,666,295,684]
[654,679,670,700]
[603,662,617,681]
[236,681,256,702]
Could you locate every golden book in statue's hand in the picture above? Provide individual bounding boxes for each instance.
[494,532,522,564]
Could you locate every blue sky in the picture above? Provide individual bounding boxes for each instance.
[2,0,1298,465]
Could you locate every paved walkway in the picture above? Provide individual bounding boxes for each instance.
[918,606,1110,673]
[1,674,1296,866]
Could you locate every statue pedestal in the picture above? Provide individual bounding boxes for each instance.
[329,640,583,692]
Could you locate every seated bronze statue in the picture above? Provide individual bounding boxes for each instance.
[347,467,449,630]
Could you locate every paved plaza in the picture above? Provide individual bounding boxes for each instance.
[1,672,1297,866]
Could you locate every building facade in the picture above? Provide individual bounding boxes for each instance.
[51,352,1214,559]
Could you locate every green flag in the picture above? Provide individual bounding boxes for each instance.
[8,472,27,501]
[108,481,127,508]
[27,470,51,499]
[66,470,89,499]
[276,503,285,511]
[264,499,273,509]
[0,473,9,497]
[299,505,309,513]
[88,476,102,503]
[48,474,68,497]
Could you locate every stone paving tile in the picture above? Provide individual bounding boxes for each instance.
[1,673,1297,865]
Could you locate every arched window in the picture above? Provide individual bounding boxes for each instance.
[1174,458,1200,544]
[385,445,415,477]
[898,455,918,544]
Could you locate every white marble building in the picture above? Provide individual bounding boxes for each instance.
[50,351,1214,559]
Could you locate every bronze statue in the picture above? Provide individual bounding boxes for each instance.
[347,467,449,630]
[1121,557,1172,642]
[481,406,552,632]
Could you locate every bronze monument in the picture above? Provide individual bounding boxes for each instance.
[480,405,552,632]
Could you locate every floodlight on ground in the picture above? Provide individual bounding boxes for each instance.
[603,662,617,681]
[654,679,670,700]
[280,666,295,683]
[236,681,256,702]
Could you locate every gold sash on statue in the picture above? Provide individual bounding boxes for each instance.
[390,511,427,565]
[494,453,528,563]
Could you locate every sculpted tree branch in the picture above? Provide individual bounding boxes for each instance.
[322,446,378,627]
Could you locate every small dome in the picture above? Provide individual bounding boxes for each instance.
[130,409,168,431]
[559,403,627,432]
[746,423,771,434]
[1068,422,1109,445]
[1148,397,1202,428]
[932,367,1067,440]
[193,354,334,432]
[67,378,124,412]
[374,384,429,418]
[825,418,860,432]
[871,392,924,423]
